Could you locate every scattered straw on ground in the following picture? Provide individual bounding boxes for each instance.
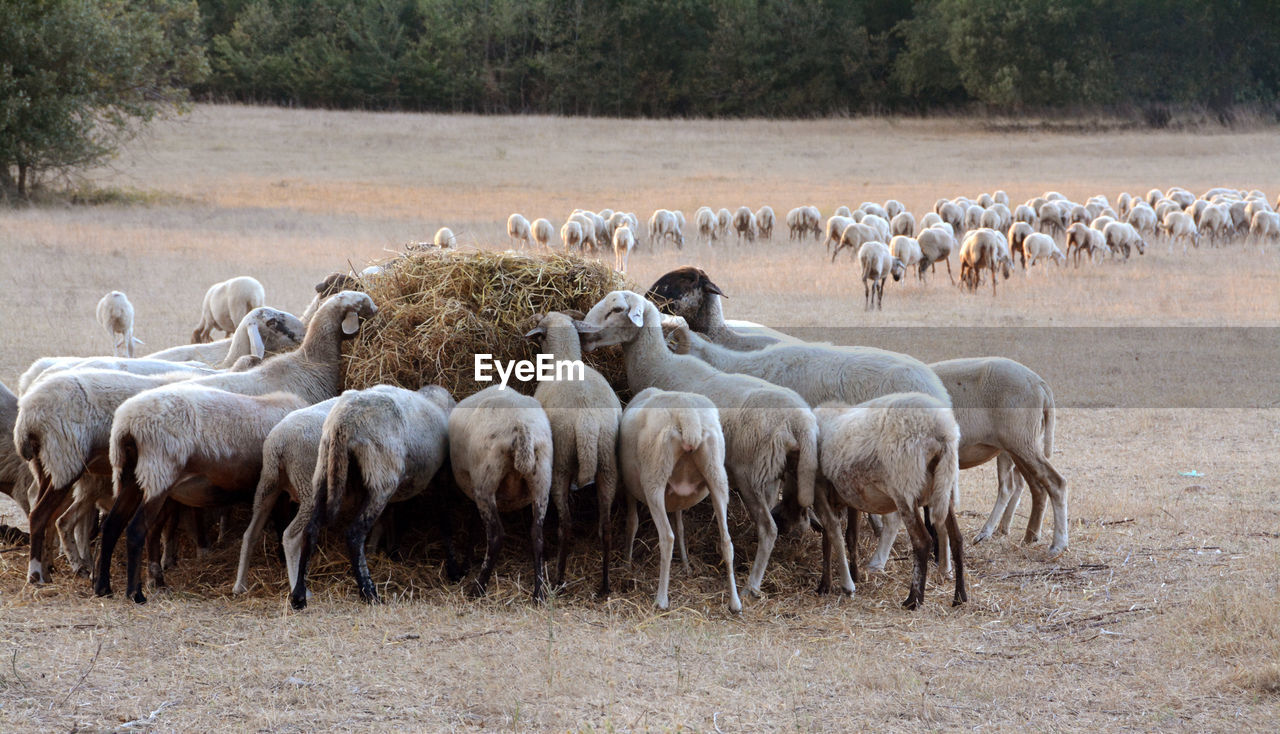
[342,248,632,398]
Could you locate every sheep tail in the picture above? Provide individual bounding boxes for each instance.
[324,427,350,526]
[794,415,818,509]
[931,434,961,518]
[513,424,538,478]
[670,410,703,454]
[1040,379,1056,459]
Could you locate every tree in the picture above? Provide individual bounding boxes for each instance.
[0,0,209,198]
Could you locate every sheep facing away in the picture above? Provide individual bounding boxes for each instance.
[507,213,532,249]
[858,241,904,310]
[97,291,141,357]
[524,312,621,596]
[959,228,1012,294]
[812,393,966,610]
[191,276,265,343]
[448,386,553,601]
[577,291,818,596]
[620,387,740,612]
[289,385,455,609]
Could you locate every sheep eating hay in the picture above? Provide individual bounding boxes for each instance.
[342,249,631,399]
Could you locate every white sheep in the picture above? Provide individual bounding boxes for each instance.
[524,312,621,595]
[755,206,775,239]
[733,206,757,243]
[716,207,733,240]
[612,225,636,273]
[299,273,360,326]
[1007,221,1034,267]
[449,386,553,601]
[191,276,265,343]
[696,206,718,243]
[810,393,966,609]
[959,228,1012,294]
[1198,203,1232,246]
[619,387,740,612]
[578,291,818,596]
[884,199,905,219]
[859,241,904,310]
[832,221,878,262]
[938,200,965,234]
[434,226,457,249]
[561,220,584,252]
[1066,222,1108,266]
[889,235,923,276]
[1103,221,1146,260]
[19,355,216,397]
[1012,204,1038,228]
[1251,210,1280,251]
[862,213,892,243]
[649,209,685,249]
[964,204,986,232]
[289,384,455,608]
[1021,232,1066,270]
[920,211,943,229]
[96,291,141,357]
[1162,210,1199,253]
[507,213,533,249]
[147,306,305,368]
[569,212,597,251]
[92,291,378,598]
[802,205,823,239]
[916,226,956,283]
[823,215,855,253]
[890,211,916,238]
[860,201,890,220]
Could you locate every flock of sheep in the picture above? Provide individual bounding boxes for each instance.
[491,186,1280,309]
[1,183,1269,614]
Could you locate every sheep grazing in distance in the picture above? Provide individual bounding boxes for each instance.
[858,241,903,310]
[959,228,1012,294]
[1066,223,1108,266]
[577,291,818,596]
[612,225,636,273]
[715,207,732,240]
[649,209,685,249]
[507,213,533,249]
[916,226,956,283]
[732,206,757,243]
[755,206,775,239]
[811,393,966,609]
[191,276,265,343]
[824,215,855,253]
[619,387,739,612]
[148,306,305,368]
[290,385,455,609]
[524,312,621,595]
[1103,221,1146,260]
[1021,232,1066,270]
[696,206,718,244]
[1007,222,1034,267]
[449,386,553,601]
[435,226,457,249]
[92,291,378,599]
[1162,210,1199,254]
[561,220,584,252]
[1198,204,1232,246]
[646,267,798,350]
[568,212,597,251]
[890,211,916,238]
[1251,210,1280,252]
[889,236,923,277]
[97,291,141,358]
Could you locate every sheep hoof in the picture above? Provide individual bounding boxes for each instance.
[902,595,922,611]
[232,583,248,595]
[815,580,831,596]
[94,582,112,598]
[596,583,611,600]
[468,581,488,599]
[1047,543,1067,557]
[866,564,886,575]
[746,585,763,599]
[358,586,380,605]
[131,589,147,605]
[972,530,991,544]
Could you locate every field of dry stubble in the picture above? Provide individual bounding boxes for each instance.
[0,105,1278,732]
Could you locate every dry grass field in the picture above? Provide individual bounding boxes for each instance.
[1,105,1278,731]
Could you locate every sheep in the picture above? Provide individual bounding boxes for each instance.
[1229,200,1252,232]
[147,306,305,369]
[834,205,852,219]
[824,215,855,253]
[1021,232,1066,270]
[1117,192,1133,218]
[1168,189,1195,209]
[91,291,378,598]
[755,206,775,239]
[1090,215,1116,233]
[1199,204,1232,246]
[1250,210,1280,251]
[448,386,553,601]
[714,208,732,240]
[862,214,892,244]
[561,220,584,252]
[916,226,956,283]
[288,385,455,608]
[96,291,140,358]
[785,207,807,240]
[959,228,1012,294]
[884,199,905,220]
[1036,202,1066,242]
[733,206,757,243]
[802,205,823,239]
[1007,222,1035,267]
[619,386,739,612]
[433,226,457,249]
[529,219,553,249]
[233,397,337,596]
[696,207,718,243]
[889,236,924,277]
[979,208,1003,231]
[577,291,818,596]
[1,380,36,525]
[568,212,597,251]
[191,276,265,343]
[976,193,994,208]
[1012,204,1038,228]
[963,204,986,233]
[19,355,217,397]
[859,242,902,311]
[646,267,798,351]
[1162,210,1199,253]
[860,202,890,220]
[939,201,965,234]
[1066,223,1108,266]
[524,312,621,595]
[299,273,360,326]
[1103,221,1146,260]
[810,393,966,609]
[890,211,916,238]
[649,209,685,249]
[920,212,942,229]
[831,222,878,262]
[994,190,1010,207]
[607,225,635,273]
[507,213,533,249]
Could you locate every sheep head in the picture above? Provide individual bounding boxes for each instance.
[315,291,377,338]
[645,266,724,323]
[578,290,649,352]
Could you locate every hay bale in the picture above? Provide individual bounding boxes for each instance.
[343,249,632,399]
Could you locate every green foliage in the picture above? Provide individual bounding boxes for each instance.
[0,0,209,197]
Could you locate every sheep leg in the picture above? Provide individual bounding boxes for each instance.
[192,507,212,559]
[124,493,169,604]
[552,473,572,589]
[814,480,854,596]
[624,494,639,565]
[842,507,863,584]
[946,508,968,605]
[646,490,675,610]
[471,493,504,598]
[996,464,1026,536]
[740,481,779,597]
[975,453,1020,543]
[160,505,183,571]
[147,500,178,590]
[53,492,87,577]
[707,476,742,613]
[900,507,932,611]
[530,491,548,603]
[1008,452,1068,554]
[234,474,285,595]
[344,491,389,604]
[867,511,900,573]
[94,474,142,597]
[27,471,74,584]
[596,461,618,598]
[289,486,327,610]
[674,510,690,574]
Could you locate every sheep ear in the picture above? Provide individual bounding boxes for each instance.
[573,320,600,335]
[247,323,265,358]
[563,308,586,320]
[702,276,726,297]
[341,311,361,335]
[523,324,546,340]
[627,300,645,327]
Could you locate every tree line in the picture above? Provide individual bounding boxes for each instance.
[196,0,1280,117]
